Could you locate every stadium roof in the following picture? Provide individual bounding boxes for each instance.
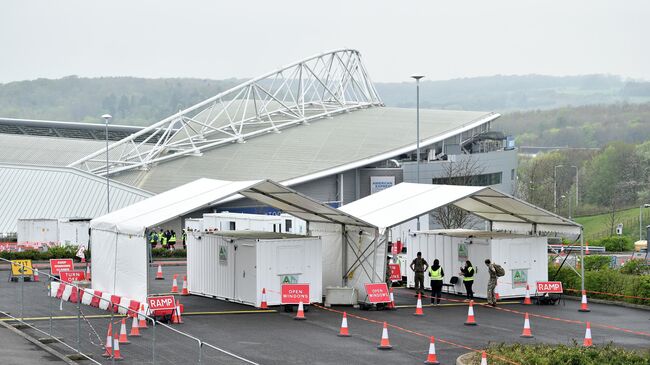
[110,107,497,192]
[0,163,152,234]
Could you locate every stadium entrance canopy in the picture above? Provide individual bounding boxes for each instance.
[90,178,374,302]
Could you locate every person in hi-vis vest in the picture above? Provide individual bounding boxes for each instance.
[460,260,475,301]
[428,259,444,305]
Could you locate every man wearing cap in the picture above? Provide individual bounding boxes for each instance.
[410,252,429,296]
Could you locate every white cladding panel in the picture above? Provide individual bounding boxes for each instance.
[58,220,90,247]
[187,233,322,307]
[410,231,547,298]
[17,219,58,243]
[185,218,203,232]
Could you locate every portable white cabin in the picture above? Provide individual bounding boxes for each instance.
[186,230,322,307]
[58,219,90,247]
[17,219,58,243]
[185,218,203,232]
[202,212,306,234]
[407,229,547,298]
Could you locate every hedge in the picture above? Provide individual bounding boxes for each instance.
[1,246,187,261]
[551,264,650,305]
[469,343,650,365]
[590,236,634,252]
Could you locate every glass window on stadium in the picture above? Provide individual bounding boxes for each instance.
[432,172,502,186]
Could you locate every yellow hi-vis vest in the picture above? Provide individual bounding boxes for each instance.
[428,267,443,281]
[464,266,474,282]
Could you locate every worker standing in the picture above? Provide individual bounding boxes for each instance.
[149,230,158,249]
[182,229,187,250]
[485,259,497,307]
[428,259,444,305]
[410,252,429,297]
[161,231,168,250]
[460,260,475,301]
[169,231,177,250]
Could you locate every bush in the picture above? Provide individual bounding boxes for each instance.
[151,248,186,258]
[583,255,612,271]
[474,343,650,365]
[620,259,650,275]
[550,264,650,305]
[1,246,186,261]
[593,236,633,252]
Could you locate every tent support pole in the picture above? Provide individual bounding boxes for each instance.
[580,228,585,291]
[371,228,379,282]
[341,224,347,286]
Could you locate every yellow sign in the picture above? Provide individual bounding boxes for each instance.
[11,259,34,276]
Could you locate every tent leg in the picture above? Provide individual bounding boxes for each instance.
[341,224,347,286]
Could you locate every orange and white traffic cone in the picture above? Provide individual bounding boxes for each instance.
[585,242,590,255]
[171,274,179,293]
[294,301,306,320]
[464,300,477,326]
[480,351,488,365]
[171,302,184,324]
[86,264,91,281]
[523,284,532,305]
[181,276,189,296]
[520,312,534,338]
[338,312,350,337]
[424,336,440,364]
[33,268,40,282]
[102,323,113,358]
[118,318,130,344]
[138,304,148,329]
[377,322,392,350]
[113,334,123,360]
[155,264,164,280]
[388,287,396,310]
[414,293,424,316]
[583,322,593,347]
[129,315,141,337]
[260,288,268,309]
[579,290,590,312]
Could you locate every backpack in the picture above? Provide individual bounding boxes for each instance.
[493,264,505,277]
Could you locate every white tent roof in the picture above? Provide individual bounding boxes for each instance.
[339,183,580,232]
[91,178,372,235]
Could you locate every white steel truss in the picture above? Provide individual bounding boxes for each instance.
[68,49,383,176]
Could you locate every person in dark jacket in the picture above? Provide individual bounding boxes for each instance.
[428,259,444,305]
[460,260,475,301]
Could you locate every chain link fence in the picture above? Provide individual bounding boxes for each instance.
[0,258,258,365]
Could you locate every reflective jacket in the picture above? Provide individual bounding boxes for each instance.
[428,267,443,281]
[462,266,475,282]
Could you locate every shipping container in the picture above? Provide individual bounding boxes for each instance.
[17,219,58,244]
[186,230,322,307]
[407,229,547,298]
[58,219,90,247]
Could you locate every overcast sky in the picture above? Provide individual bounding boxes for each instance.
[1,1,648,83]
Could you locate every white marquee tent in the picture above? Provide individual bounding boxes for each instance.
[90,178,373,302]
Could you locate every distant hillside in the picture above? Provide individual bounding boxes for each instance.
[1,75,650,146]
[495,103,650,147]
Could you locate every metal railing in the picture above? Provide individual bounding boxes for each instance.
[0,258,259,365]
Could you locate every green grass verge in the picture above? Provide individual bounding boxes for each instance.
[574,207,645,241]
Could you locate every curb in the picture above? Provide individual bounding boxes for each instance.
[563,294,650,311]
[457,352,476,365]
[0,319,79,365]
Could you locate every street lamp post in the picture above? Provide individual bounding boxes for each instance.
[411,74,424,230]
[101,114,112,214]
[554,165,578,214]
[640,204,650,241]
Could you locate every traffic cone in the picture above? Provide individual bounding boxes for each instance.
[338,312,350,337]
[176,303,184,324]
[294,301,306,320]
[113,335,123,360]
[377,322,392,350]
[388,287,396,310]
[86,264,91,281]
[585,242,590,255]
[129,315,141,337]
[495,290,500,301]
[583,322,593,347]
[480,351,488,365]
[414,293,424,316]
[155,264,164,280]
[520,312,534,338]
[260,288,268,309]
[424,336,440,364]
[102,323,113,357]
[171,274,179,293]
[579,290,590,312]
[523,284,532,305]
[181,276,189,296]
[33,268,40,282]
[464,300,477,325]
[118,318,130,344]
[138,304,148,329]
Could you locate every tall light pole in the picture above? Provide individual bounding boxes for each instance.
[411,74,424,231]
[101,114,112,214]
[554,165,578,214]
[640,204,650,241]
